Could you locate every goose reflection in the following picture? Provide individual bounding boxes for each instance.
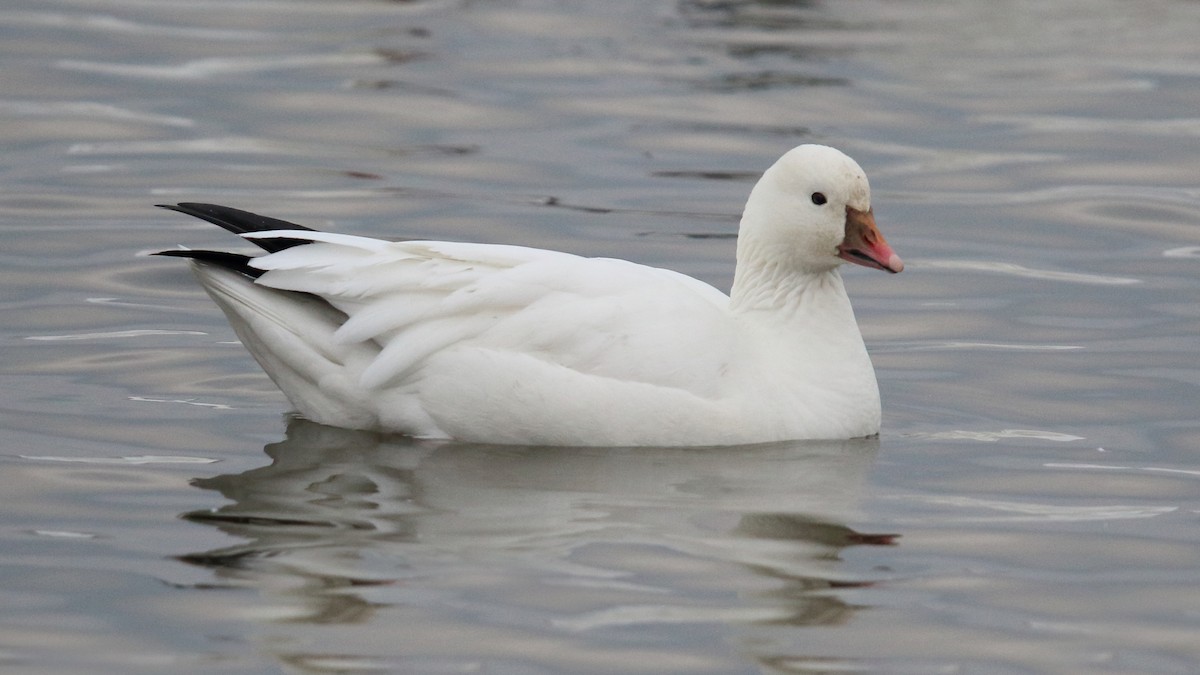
[180,419,893,661]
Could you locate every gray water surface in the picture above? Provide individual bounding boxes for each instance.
[2,1,1199,673]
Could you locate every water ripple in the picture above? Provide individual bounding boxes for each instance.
[883,341,1083,352]
[0,100,193,127]
[1045,463,1200,479]
[978,114,1200,137]
[898,495,1176,523]
[25,329,206,341]
[910,429,1085,443]
[57,52,385,80]
[69,136,316,156]
[553,604,786,631]
[1163,246,1200,258]
[19,455,218,465]
[2,11,269,40]
[895,185,1200,207]
[919,259,1142,285]
[128,396,234,411]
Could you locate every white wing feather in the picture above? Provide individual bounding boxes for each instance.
[241,232,736,406]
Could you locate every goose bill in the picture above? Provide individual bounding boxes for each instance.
[837,206,904,273]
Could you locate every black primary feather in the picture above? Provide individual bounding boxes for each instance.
[153,249,265,278]
[156,203,317,253]
[153,203,322,277]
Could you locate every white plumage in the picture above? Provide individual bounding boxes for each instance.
[158,144,903,446]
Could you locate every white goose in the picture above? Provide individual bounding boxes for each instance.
[157,144,902,446]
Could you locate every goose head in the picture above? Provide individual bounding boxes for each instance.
[735,144,903,282]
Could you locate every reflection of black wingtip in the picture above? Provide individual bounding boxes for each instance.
[181,510,332,529]
[846,532,901,547]
[174,547,262,571]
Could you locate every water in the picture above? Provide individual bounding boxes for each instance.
[2,0,1199,672]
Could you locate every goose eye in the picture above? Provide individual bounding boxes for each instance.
[810,192,827,206]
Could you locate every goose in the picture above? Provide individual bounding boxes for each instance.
[155,144,902,446]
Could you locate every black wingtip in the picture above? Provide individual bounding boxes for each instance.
[157,202,317,253]
[154,249,265,278]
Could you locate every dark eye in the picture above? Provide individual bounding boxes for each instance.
[810,192,827,206]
